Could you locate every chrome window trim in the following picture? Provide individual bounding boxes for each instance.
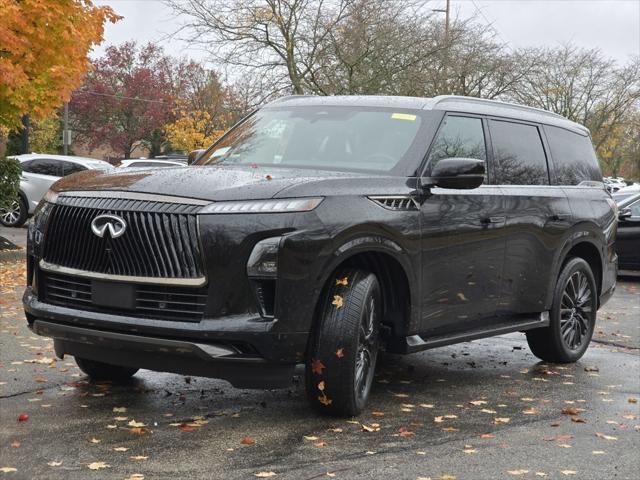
[39,260,207,287]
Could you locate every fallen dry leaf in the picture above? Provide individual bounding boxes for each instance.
[127,420,146,428]
[254,472,276,478]
[335,348,345,358]
[335,277,348,286]
[310,359,326,376]
[507,470,529,476]
[0,468,17,473]
[17,413,28,422]
[595,432,617,441]
[87,462,110,470]
[113,447,129,452]
[331,295,343,309]
[494,417,510,424]
[88,438,101,444]
[113,407,127,413]
[130,456,148,460]
[561,471,577,476]
[241,437,256,445]
[47,461,62,467]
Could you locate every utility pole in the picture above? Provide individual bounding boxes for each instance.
[433,0,450,40]
[20,115,30,154]
[433,0,451,93]
[63,102,69,155]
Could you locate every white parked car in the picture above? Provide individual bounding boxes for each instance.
[118,159,186,169]
[1,154,114,227]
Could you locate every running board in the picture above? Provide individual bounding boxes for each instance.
[402,312,550,354]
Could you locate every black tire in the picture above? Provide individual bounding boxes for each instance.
[0,196,27,227]
[306,268,381,416]
[75,357,138,382]
[526,257,597,363]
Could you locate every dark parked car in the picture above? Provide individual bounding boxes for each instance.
[615,192,640,271]
[23,95,617,416]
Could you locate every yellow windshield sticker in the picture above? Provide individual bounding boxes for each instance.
[391,113,417,121]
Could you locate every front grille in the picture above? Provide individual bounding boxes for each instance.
[42,272,207,322]
[43,195,204,279]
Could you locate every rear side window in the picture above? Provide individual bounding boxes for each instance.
[22,159,63,177]
[61,161,86,176]
[427,116,487,169]
[490,121,549,185]
[545,126,602,185]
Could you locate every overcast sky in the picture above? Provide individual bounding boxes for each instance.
[94,0,639,65]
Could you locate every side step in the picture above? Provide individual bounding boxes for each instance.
[402,312,549,354]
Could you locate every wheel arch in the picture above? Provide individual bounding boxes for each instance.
[311,235,419,344]
[551,232,604,308]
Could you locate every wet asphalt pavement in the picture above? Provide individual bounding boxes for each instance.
[1,259,639,480]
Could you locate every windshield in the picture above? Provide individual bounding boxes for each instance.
[196,106,425,173]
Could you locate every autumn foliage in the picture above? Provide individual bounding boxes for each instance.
[0,0,120,130]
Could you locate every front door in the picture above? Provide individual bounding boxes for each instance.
[420,114,507,335]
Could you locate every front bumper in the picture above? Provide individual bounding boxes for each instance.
[24,288,305,387]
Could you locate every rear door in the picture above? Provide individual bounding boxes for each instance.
[490,119,572,315]
[420,114,507,334]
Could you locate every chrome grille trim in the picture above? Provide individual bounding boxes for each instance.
[57,190,210,206]
[39,261,207,286]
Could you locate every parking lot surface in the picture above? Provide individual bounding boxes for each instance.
[1,258,638,480]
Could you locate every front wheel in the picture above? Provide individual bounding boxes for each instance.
[305,269,381,416]
[75,357,138,382]
[526,257,597,363]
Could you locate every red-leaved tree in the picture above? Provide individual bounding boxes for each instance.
[70,42,175,158]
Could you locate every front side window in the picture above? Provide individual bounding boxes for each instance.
[491,121,549,185]
[426,116,487,169]
[545,125,602,186]
[196,106,425,173]
[25,159,63,177]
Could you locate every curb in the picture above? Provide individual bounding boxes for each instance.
[0,248,25,263]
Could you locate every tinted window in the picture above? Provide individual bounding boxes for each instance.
[61,161,86,176]
[491,121,549,185]
[630,199,640,217]
[23,159,63,177]
[427,116,487,168]
[545,126,602,185]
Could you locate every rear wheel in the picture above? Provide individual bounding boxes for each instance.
[75,357,138,382]
[526,257,597,363]
[306,268,381,416]
[0,197,27,227]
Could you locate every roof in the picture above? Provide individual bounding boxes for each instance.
[268,94,589,135]
[10,153,111,165]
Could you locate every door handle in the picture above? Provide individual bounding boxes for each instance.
[549,214,571,221]
[481,216,506,225]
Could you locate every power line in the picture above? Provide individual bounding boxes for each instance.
[72,90,167,104]
[470,0,512,51]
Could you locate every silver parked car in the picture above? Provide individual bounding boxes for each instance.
[1,154,113,227]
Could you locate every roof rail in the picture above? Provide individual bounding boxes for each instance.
[269,94,316,104]
[430,95,567,121]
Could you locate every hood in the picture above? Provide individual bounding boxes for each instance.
[51,164,374,202]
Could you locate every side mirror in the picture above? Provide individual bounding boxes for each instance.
[618,207,632,220]
[188,149,206,165]
[422,158,485,190]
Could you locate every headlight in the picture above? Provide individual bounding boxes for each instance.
[43,190,58,204]
[199,197,323,214]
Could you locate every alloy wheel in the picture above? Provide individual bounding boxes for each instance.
[0,200,21,226]
[355,296,379,402]
[559,270,593,350]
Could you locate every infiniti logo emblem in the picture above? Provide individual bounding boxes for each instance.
[91,214,127,238]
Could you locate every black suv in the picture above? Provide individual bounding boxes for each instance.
[23,95,618,416]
